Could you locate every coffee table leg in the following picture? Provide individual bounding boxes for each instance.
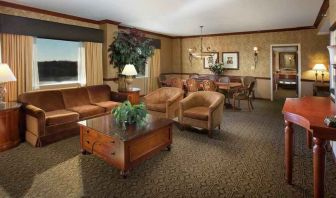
[120,170,129,179]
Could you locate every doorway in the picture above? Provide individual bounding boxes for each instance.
[270,44,301,101]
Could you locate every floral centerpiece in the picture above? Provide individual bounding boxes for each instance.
[209,62,225,75]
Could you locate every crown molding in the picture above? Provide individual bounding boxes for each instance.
[118,25,175,39]
[177,26,316,39]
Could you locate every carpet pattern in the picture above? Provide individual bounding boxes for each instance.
[0,100,336,197]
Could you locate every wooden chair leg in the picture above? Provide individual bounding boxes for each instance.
[250,98,254,109]
[248,99,251,111]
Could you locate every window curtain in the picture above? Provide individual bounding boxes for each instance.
[146,49,161,93]
[0,34,33,101]
[84,42,103,86]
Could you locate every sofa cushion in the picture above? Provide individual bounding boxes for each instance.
[18,90,65,112]
[87,85,111,103]
[67,105,105,119]
[94,101,120,112]
[146,103,166,113]
[183,107,209,121]
[61,87,91,108]
[45,110,79,126]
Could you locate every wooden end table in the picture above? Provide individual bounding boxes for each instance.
[78,114,173,178]
[0,102,21,152]
[118,87,141,105]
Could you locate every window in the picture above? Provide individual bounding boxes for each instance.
[137,58,150,78]
[33,38,85,88]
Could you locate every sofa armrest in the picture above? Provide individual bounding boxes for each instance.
[111,91,128,102]
[208,97,224,130]
[25,105,46,120]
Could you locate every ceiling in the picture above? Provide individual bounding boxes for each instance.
[4,0,324,36]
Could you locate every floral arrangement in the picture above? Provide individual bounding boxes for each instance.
[209,62,225,75]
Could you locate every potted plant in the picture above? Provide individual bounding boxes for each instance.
[209,62,225,76]
[108,29,155,76]
[112,101,148,127]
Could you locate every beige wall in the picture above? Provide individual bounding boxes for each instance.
[171,29,329,99]
[174,29,329,80]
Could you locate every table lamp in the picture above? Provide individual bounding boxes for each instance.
[121,64,137,89]
[0,63,17,103]
[313,64,327,83]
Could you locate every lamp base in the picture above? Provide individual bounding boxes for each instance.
[0,83,6,103]
[125,76,134,89]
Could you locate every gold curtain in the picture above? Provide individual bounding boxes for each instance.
[84,42,103,86]
[1,34,33,102]
[147,49,161,93]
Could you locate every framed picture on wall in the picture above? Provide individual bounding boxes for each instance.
[203,52,219,69]
[222,52,239,70]
[279,52,297,70]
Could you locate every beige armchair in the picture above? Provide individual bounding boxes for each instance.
[144,87,184,119]
[179,91,224,137]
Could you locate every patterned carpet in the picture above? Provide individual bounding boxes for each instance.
[1,99,336,197]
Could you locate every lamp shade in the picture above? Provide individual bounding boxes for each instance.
[121,64,137,76]
[328,45,336,65]
[313,64,327,71]
[0,63,16,83]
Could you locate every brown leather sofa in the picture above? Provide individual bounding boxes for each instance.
[18,85,126,147]
[144,87,184,119]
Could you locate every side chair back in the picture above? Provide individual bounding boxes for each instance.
[202,80,217,91]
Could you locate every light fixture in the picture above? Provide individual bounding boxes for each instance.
[188,26,216,62]
[313,64,327,83]
[252,47,258,70]
[0,63,17,103]
[122,64,137,89]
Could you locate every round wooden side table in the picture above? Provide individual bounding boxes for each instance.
[118,87,141,105]
[0,102,21,152]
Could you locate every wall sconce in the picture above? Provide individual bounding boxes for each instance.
[252,47,258,70]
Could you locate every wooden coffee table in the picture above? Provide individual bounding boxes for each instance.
[78,114,173,178]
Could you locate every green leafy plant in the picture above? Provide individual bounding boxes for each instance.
[112,101,148,126]
[108,29,155,74]
[209,62,225,75]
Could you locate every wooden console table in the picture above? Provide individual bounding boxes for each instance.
[313,82,330,96]
[282,97,336,198]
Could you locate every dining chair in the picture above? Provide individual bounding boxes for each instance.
[186,78,199,96]
[170,78,184,89]
[202,80,217,91]
[233,81,255,111]
[218,76,231,103]
[242,76,256,99]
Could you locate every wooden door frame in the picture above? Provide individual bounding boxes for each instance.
[270,44,301,101]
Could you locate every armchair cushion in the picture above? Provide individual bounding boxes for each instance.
[94,101,120,112]
[183,107,209,121]
[45,110,79,126]
[67,105,105,119]
[146,103,166,113]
